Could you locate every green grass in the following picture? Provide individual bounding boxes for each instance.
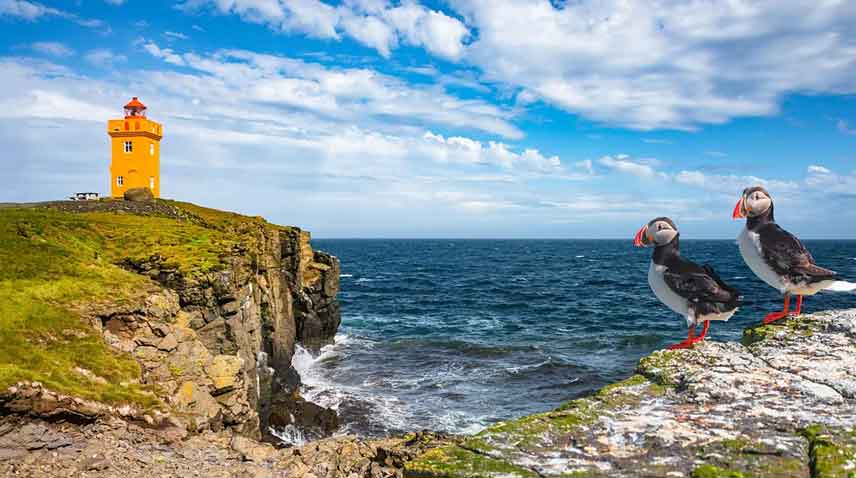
[0,203,276,408]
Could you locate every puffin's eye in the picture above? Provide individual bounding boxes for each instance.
[658,224,663,231]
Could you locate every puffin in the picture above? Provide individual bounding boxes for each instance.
[732,186,856,324]
[634,217,741,349]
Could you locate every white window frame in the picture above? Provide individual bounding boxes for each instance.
[123,141,133,153]
[116,176,124,187]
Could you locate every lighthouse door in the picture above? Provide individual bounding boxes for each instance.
[126,169,141,190]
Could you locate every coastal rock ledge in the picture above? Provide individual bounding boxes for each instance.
[1,310,854,477]
[406,309,856,478]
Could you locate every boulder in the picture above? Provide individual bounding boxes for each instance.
[266,393,338,443]
[123,187,154,202]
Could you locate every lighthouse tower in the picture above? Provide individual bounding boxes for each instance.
[107,97,163,198]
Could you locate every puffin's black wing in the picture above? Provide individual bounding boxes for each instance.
[663,258,740,310]
[756,223,836,283]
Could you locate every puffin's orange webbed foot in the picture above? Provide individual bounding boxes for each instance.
[667,338,702,350]
[762,294,792,325]
[667,325,704,350]
[762,311,790,325]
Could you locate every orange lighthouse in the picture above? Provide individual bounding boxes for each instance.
[107,97,163,198]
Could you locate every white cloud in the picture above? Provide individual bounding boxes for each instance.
[807,165,831,175]
[30,41,74,57]
[598,155,665,179]
[422,131,561,173]
[179,0,469,60]
[381,3,469,59]
[165,31,189,40]
[140,41,185,66]
[339,12,396,57]
[0,0,58,20]
[0,0,105,28]
[452,0,856,130]
[805,165,856,195]
[84,49,127,68]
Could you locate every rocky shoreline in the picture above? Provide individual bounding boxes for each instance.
[1,309,854,477]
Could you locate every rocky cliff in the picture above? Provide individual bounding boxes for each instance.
[0,199,341,441]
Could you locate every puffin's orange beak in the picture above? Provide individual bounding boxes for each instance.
[732,198,746,219]
[633,225,650,247]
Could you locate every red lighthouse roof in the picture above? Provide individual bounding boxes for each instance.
[124,97,146,109]
[124,97,147,118]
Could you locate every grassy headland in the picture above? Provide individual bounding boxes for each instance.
[0,199,284,408]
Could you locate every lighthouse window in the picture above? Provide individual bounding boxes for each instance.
[117,176,124,187]
[149,177,155,190]
[123,141,133,153]
[150,143,154,156]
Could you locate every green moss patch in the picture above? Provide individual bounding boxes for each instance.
[694,436,807,478]
[636,350,686,386]
[691,464,748,478]
[801,425,856,478]
[404,445,537,478]
[741,317,815,347]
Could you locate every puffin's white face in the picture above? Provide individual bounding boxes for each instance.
[634,218,678,247]
[732,186,772,219]
[743,189,772,217]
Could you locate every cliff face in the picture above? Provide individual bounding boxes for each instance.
[0,200,340,440]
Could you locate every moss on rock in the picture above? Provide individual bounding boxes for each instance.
[802,425,856,478]
[405,445,538,478]
[691,464,748,478]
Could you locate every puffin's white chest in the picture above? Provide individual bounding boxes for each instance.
[648,262,690,318]
[737,227,786,292]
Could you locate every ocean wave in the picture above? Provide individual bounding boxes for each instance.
[505,359,551,375]
[340,273,354,278]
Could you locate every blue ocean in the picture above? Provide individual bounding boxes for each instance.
[296,239,856,438]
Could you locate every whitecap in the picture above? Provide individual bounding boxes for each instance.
[340,273,354,278]
[269,425,306,447]
[505,359,550,375]
[575,255,585,258]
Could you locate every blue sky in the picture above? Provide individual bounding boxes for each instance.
[1,0,855,238]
